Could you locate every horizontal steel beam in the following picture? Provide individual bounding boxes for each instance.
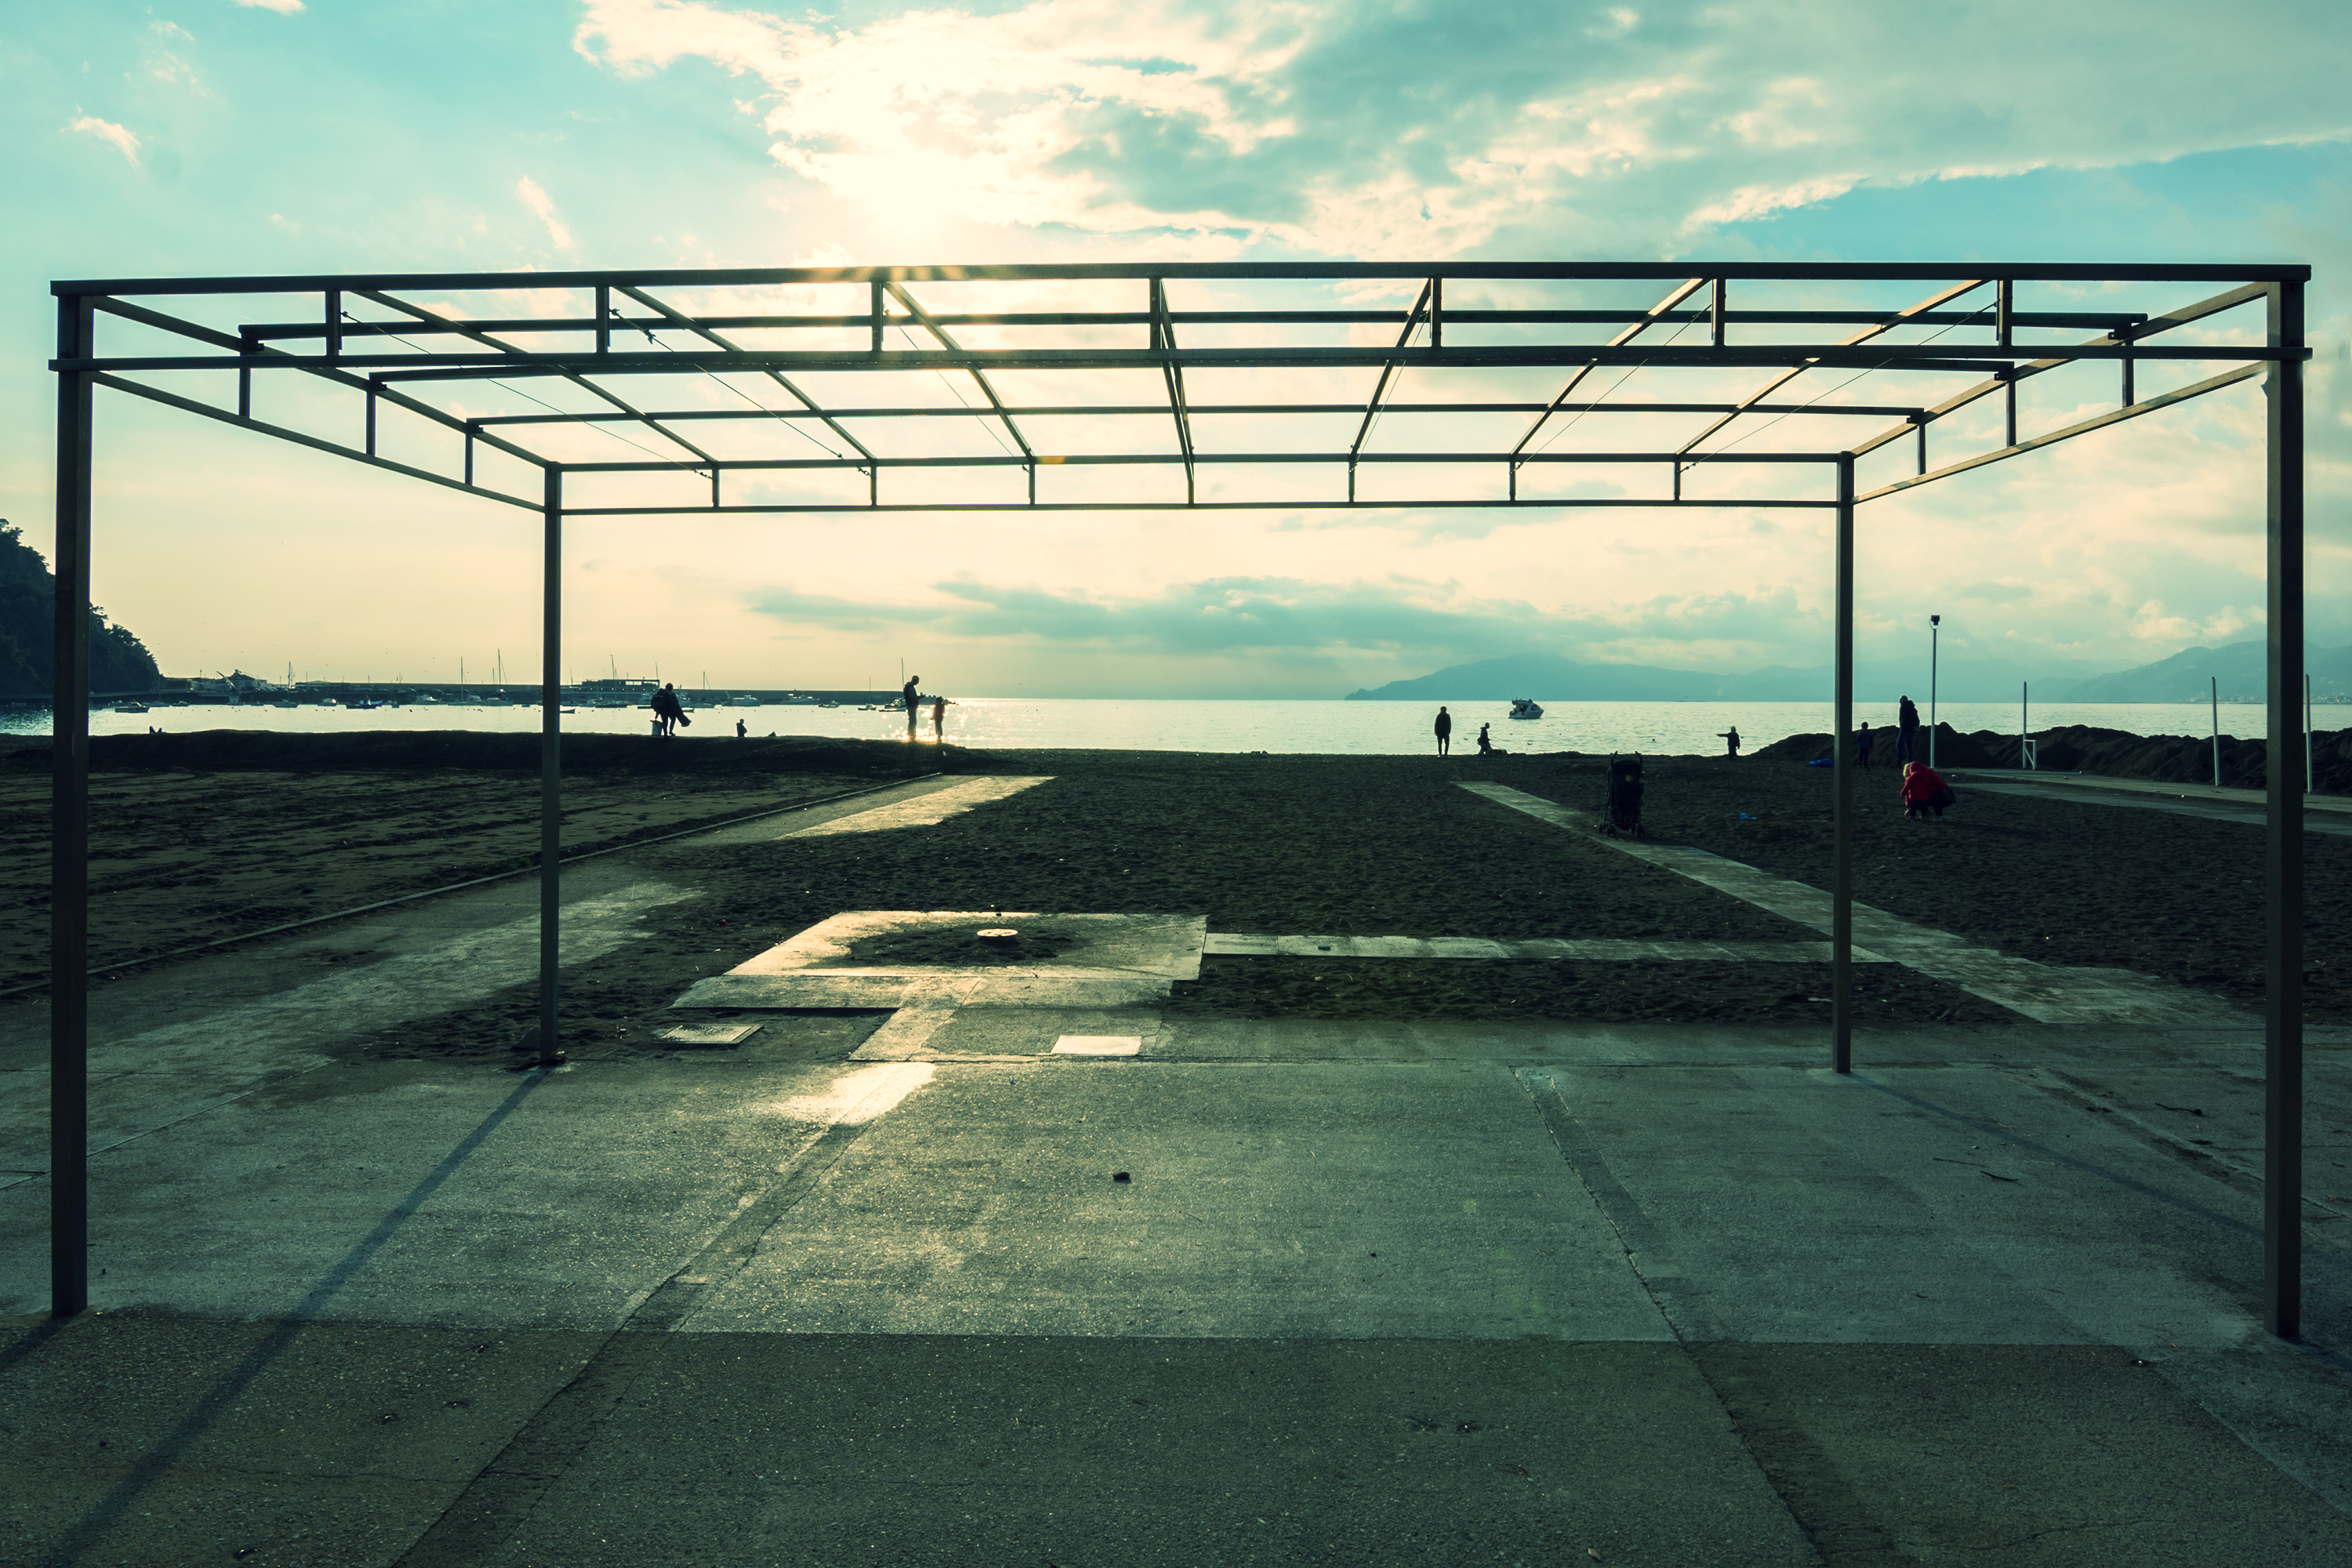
[466,401,1929,426]
[1679,278,1990,457]
[560,448,1836,473]
[1849,281,2274,460]
[55,262,2312,296]
[62,345,2292,377]
[557,496,1844,516]
[85,296,550,469]
[1855,364,2263,503]
[92,373,541,509]
[238,307,2154,340]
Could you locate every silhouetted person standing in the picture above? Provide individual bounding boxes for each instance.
[1719,725,1741,758]
[931,695,954,740]
[1896,695,1920,764]
[1856,719,1875,770]
[652,682,686,737]
[902,674,921,739]
[1434,706,1453,756]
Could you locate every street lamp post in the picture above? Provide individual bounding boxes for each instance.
[1929,615,1940,768]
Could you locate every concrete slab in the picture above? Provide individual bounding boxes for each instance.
[1205,931,1892,962]
[0,1316,602,1568]
[1461,780,2248,1028]
[673,909,1208,1011]
[0,882,692,1185]
[466,1336,1815,1568]
[685,1061,1669,1342]
[1684,1341,2352,1564]
[0,1057,876,1327]
[1519,1062,2350,1350]
[771,774,1049,837]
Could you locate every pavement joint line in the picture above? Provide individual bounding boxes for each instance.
[39,1065,559,1568]
[1849,1071,2352,1282]
[1205,932,1893,963]
[1457,779,2246,1029]
[1514,1065,1909,1561]
[394,1072,922,1566]
[1514,1065,1718,1342]
[2018,1066,2352,1229]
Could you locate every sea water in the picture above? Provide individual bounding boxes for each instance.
[7,698,2347,756]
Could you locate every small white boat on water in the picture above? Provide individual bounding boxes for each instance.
[1508,699,1544,720]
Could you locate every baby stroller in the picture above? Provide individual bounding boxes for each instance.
[1602,755,1646,837]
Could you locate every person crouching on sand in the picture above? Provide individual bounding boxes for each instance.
[1476,722,1493,756]
[1900,760,1956,821]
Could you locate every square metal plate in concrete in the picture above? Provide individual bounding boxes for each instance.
[1052,1036,1142,1056]
[658,1023,763,1047]
[671,912,1207,1011]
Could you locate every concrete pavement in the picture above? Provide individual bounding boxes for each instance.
[4,774,2350,1566]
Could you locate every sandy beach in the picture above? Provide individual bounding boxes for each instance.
[5,733,2346,1054]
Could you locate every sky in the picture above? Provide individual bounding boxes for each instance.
[3,0,2350,697]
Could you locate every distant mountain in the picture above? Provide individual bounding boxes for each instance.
[1343,641,2352,706]
[0,520,164,695]
[2056,640,2352,703]
[1343,652,1829,702]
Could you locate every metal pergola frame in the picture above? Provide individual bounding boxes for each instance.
[47,260,2311,1333]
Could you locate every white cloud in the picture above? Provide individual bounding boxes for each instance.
[231,0,306,13]
[575,0,2352,256]
[64,113,141,167]
[514,176,573,249]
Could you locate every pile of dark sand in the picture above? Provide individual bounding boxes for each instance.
[1752,722,2352,794]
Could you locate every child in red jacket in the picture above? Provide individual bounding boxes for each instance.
[1900,761,1956,821]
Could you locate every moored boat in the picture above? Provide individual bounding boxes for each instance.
[1508,699,1544,720]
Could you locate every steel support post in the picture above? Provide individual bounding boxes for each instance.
[51,295,95,1319]
[539,467,563,1058]
[1833,454,1855,1074]
[2263,278,2306,1338]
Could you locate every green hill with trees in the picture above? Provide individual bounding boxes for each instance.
[0,521,165,696]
